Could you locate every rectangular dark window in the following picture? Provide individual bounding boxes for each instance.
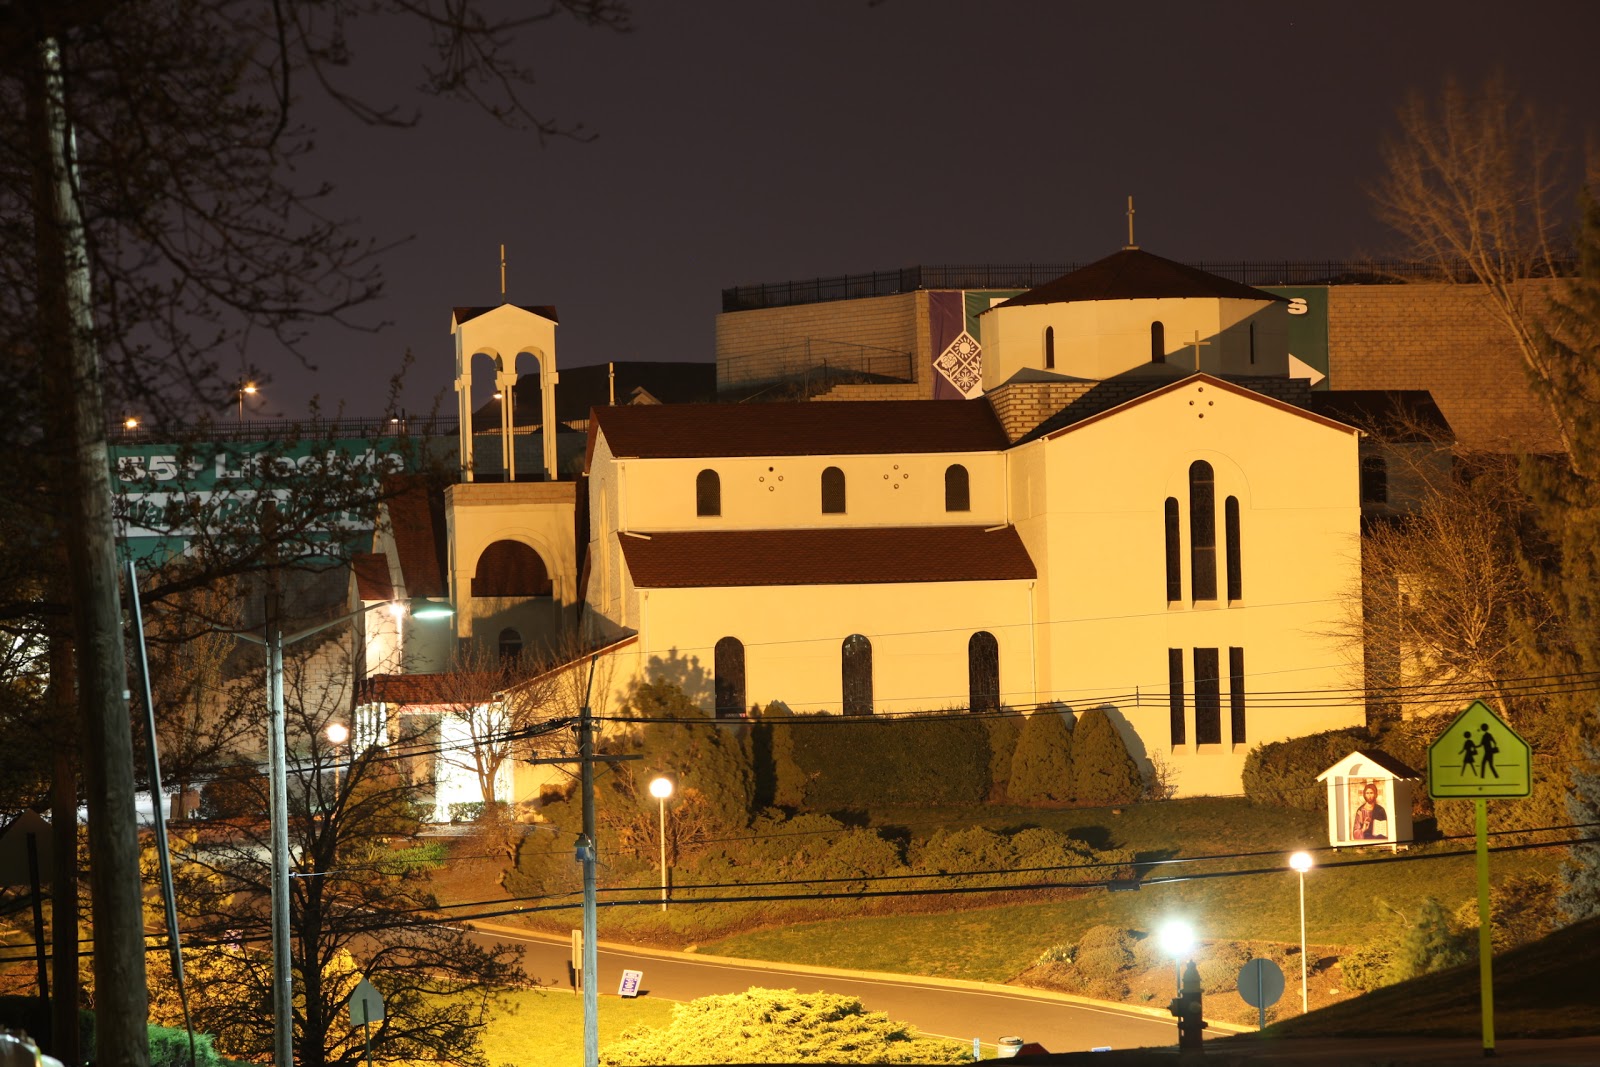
[1229,646,1246,744]
[1168,648,1186,745]
[1164,498,1181,601]
[1225,496,1242,601]
[1194,647,1221,744]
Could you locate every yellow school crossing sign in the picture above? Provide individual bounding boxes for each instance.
[1427,699,1531,799]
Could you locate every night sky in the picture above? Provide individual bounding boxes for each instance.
[250,1,1600,418]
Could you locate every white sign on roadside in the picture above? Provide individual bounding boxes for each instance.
[618,969,643,998]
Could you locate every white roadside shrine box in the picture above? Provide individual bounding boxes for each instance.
[1316,750,1420,849]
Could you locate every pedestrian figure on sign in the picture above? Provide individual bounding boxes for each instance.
[1477,724,1500,778]
[1458,731,1479,775]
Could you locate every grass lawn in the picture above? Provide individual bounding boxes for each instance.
[477,989,675,1067]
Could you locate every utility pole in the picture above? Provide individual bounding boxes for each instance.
[525,655,637,1067]
[264,582,293,1067]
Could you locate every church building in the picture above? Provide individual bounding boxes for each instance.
[354,248,1372,806]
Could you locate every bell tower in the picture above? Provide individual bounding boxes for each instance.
[451,304,560,481]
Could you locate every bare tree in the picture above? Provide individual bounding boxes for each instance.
[1,4,629,1058]
[1373,73,1576,454]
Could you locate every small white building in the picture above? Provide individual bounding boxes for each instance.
[1316,750,1420,848]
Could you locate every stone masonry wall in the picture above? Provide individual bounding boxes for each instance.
[1326,282,1562,453]
[716,291,930,397]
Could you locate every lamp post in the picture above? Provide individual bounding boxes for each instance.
[1289,851,1313,1013]
[1158,920,1195,996]
[231,594,453,1067]
[237,380,258,423]
[649,777,674,912]
[326,721,350,801]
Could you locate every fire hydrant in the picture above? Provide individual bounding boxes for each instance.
[1167,959,1206,1052]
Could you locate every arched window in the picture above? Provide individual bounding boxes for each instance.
[714,637,745,719]
[1044,325,1055,370]
[472,540,552,597]
[498,627,523,665]
[968,632,999,712]
[1189,461,1216,600]
[821,466,846,514]
[1151,321,1166,364]
[1224,496,1242,601]
[945,464,970,512]
[696,469,721,517]
[1164,497,1181,601]
[841,634,873,716]
[1361,455,1388,505]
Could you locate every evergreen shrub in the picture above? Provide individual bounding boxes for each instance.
[789,714,990,810]
[981,712,1022,801]
[751,701,804,809]
[1242,727,1371,812]
[149,1026,220,1067]
[1068,708,1143,806]
[1007,708,1073,803]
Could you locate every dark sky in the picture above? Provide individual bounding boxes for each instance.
[250,0,1600,418]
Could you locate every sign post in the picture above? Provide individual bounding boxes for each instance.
[1427,699,1531,1059]
[349,977,385,1067]
[1236,958,1284,1031]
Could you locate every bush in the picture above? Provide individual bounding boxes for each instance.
[199,760,266,820]
[790,714,991,810]
[982,712,1022,801]
[1339,937,1395,992]
[1452,871,1561,953]
[448,801,485,824]
[751,701,805,809]
[1242,728,1371,812]
[149,1026,220,1067]
[1389,896,1473,981]
[1068,708,1142,806]
[1007,708,1074,803]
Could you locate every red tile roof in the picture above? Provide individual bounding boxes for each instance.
[618,525,1036,588]
[590,401,1009,464]
[382,477,448,597]
[360,673,499,707]
[991,248,1286,308]
[351,553,394,601]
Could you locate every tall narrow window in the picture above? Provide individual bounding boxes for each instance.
[1044,326,1056,370]
[1225,496,1242,601]
[842,634,873,716]
[498,628,523,665]
[968,632,999,712]
[696,469,721,517]
[1189,461,1216,600]
[945,464,970,512]
[1168,648,1186,745]
[1164,497,1181,601]
[1249,321,1258,364]
[1194,647,1221,744]
[1361,455,1388,505]
[1229,646,1247,744]
[821,466,846,514]
[1151,321,1166,363]
[714,637,746,719]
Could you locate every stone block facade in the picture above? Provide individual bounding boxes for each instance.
[1326,282,1562,453]
[716,291,931,397]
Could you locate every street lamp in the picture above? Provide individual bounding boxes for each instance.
[648,776,674,912]
[326,721,350,800]
[1289,851,1314,1014]
[231,594,452,1067]
[1158,920,1195,996]
[237,380,258,423]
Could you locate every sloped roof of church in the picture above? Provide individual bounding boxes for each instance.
[989,249,1287,309]
[351,552,394,601]
[382,476,449,597]
[618,525,1036,587]
[452,303,559,325]
[591,401,1009,462]
[1027,373,1359,442]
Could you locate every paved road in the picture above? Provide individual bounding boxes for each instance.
[469,921,1205,1055]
